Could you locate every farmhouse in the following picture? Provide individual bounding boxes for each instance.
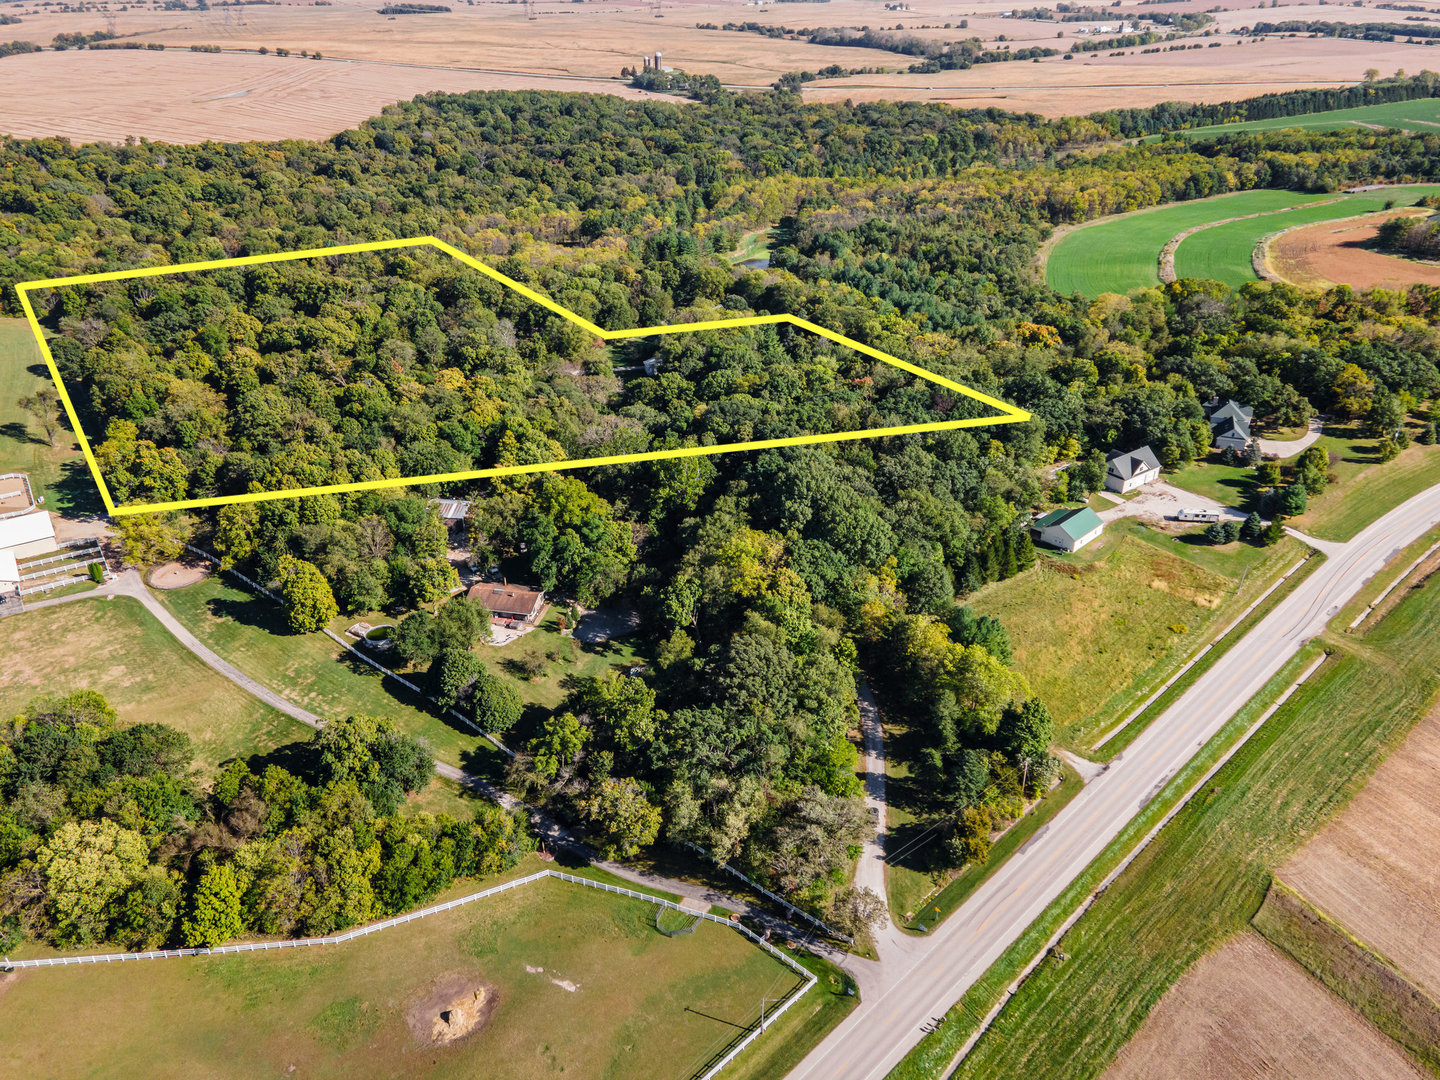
[0,511,56,583]
[1206,399,1253,453]
[468,581,546,624]
[1031,506,1105,552]
[1105,446,1162,493]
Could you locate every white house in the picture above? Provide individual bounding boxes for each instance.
[1031,506,1105,553]
[1105,446,1162,493]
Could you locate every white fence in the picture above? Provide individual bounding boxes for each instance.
[3,868,817,1080]
[0,471,35,520]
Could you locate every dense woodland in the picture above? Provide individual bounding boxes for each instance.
[5,84,1440,949]
[0,693,531,952]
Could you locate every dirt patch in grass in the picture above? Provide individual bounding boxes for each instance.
[149,559,213,591]
[1103,932,1427,1080]
[1277,707,1440,998]
[1269,210,1440,291]
[406,972,498,1047]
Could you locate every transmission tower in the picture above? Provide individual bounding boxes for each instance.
[652,0,662,17]
[526,0,536,20]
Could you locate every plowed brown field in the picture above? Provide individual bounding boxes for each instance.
[1278,708,1440,997]
[1268,211,1440,291]
[1103,933,1427,1080]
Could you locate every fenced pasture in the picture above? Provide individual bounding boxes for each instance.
[4,872,811,1080]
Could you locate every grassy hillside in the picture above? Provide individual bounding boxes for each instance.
[968,522,1302,749]
[946,554,1440,1080]
[1171,96,1440,140]
[0,596,300,777]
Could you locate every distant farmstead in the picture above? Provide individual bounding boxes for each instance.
[1105,446,1162,493]
[1031,506,1104,553]
[468,582,546,624]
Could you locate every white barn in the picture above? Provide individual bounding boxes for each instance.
[0,511,56,583]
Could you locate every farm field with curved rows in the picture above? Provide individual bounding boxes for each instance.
[1173,185,1440,288]
[1044,190,1329,298]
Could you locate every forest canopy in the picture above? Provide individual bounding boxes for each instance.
[38,245,1000,508]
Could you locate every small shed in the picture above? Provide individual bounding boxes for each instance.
[1031,507,1105,553]
[1105,446,1162,493]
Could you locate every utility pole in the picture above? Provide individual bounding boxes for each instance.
[759,996,780,1032]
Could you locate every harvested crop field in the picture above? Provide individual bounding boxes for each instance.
[0,50,680,145]
[1102,932,1427,1080]
[803,36,1426,114]
[1278,708,1440,997]
[1267,211,1440,291]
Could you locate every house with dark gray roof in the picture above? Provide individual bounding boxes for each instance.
[1207,399,1253,453]
[1031,506,1105,552]
[1104,446,1162,493]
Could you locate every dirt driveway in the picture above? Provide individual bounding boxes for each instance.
[1097,482,1247,525]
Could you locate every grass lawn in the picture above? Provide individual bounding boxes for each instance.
[1169,96,1440,139]
[3,874,811,1080]
[728,226,774,264]
[1164,458,1264,512]
[0,317,101,516]
[1044,190,1328,298]
[1168,427,1440,543]
[967,522,1302,749]
[151,575,502,778]
[1172,185,1440,287]
[946,567,1440,1080]
[1292,428,1440,542]
[475,606,645,714]
[0,595,303,777]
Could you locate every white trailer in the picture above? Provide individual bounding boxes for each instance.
[1177,508,1221,523]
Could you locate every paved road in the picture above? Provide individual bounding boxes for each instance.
[854,678,888,905]
[788,482,1440,1080]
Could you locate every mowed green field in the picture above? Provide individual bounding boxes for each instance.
[1044,190,1329,297]
[948,563,1440,1080]
[967,524,1303,750]
[0,596,301,776]
[3,875,806,1080]
[1173,184,1440,287]
[0,317,99,516]
[1171,95,1440,139]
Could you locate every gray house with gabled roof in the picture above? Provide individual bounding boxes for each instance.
[1031,506,1105,553]
[1105,446,1162,493]
[1207,399,1253,453]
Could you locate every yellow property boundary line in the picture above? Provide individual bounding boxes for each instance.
[15,236,1030,517]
